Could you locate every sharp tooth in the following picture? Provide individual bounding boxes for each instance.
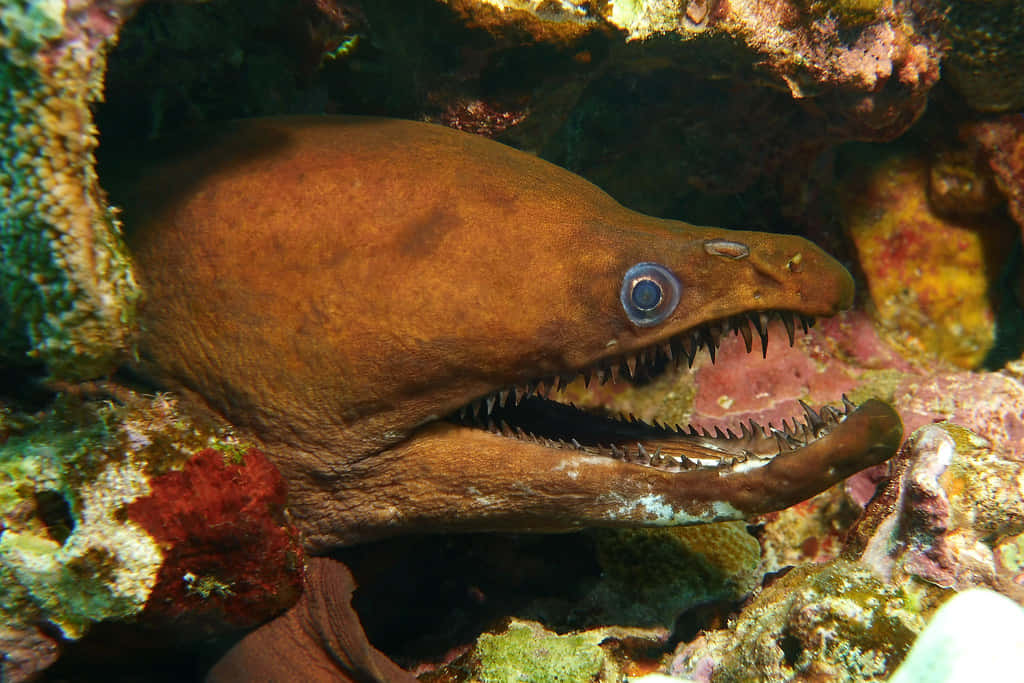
[498,390,510,407]
[771,428,795,452]
[651,449,664,466]
[821,405,841,424]
[611,444,625,459]
[800,315,814,333]
[678,456,695,470]
[738,320,753,353]
[714,426,726,439]
[459,406,468,419]
[571,438,583,449]
[700,328,717,364]
[625,355,638,379]
[759,312,770,357]
[486,395,496,415]
[726,428,737,439]
[671,338,686,368]
[637,443,648,459]
[708,325,722,348]
[780,311,796,346]
[685,337,698,367]
[583,371,592,388]
[662,342,674,362]
[609,364,621,384]
[739,422,751,439]
[798,400,825,431]
[842,394,855,413]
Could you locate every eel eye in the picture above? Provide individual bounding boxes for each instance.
[620,262,681,327]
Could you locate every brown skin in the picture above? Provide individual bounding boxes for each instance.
[206,558,413,683]
[121,116,897,551]
[115,116,902,680]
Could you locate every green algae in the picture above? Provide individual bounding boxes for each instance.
[589,524,760,627]
[475,620,611,683]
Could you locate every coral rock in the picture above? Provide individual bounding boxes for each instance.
[0,391,302,679]
[0,623,59,683]
[840,151,1014,368]
[127,447,304,634]
[0,0,142,378]
[845,423,1024,603]
[670,559,924,682]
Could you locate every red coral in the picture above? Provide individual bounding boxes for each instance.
[126,448,304,635]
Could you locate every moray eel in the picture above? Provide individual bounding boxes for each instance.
[115,116,902,681]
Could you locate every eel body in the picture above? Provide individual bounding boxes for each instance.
[114,116,904,682]
[119,116,901,552]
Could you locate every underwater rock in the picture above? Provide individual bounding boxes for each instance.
[451,0,941,139]
[0,623,59,683]
[0,0,141,378]
[845,423,1024,602]
[943,1,1024,113]
[126,447,303,634]
[893,370,1024,455]
[887,588,1024,683]
[431,618,669,683]
[840,151,1016,368]
[0,392,302,677]
[970,115,1024,240]
[584,523,761,628]
[669,559,924,682]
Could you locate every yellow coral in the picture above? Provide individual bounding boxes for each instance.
[842,154,1011,368]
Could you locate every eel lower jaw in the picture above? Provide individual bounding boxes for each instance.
[440,307,903,491]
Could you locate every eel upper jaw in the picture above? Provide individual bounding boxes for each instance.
[438,306,903,495]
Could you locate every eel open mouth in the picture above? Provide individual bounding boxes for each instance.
[447,310,877,476]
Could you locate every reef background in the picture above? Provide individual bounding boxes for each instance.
[2,0,1024,681]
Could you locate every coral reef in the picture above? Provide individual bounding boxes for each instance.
[670,559,925,682]
[970,115,1024,237]
[943,1,1024,113]
[845,422,1024,602]
[0,0,141,378]
[1,0,1023,679]
[456,0,942,138]
[126,447,303,633]
[840,150,1015,368]
[0,392,302,677]
[427,618,669,683]
[584,523,762,627]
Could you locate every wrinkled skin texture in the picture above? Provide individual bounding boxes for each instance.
[113,117,902,681]
[207,558,414,683]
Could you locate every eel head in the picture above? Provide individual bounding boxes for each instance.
[117,116,902,551]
